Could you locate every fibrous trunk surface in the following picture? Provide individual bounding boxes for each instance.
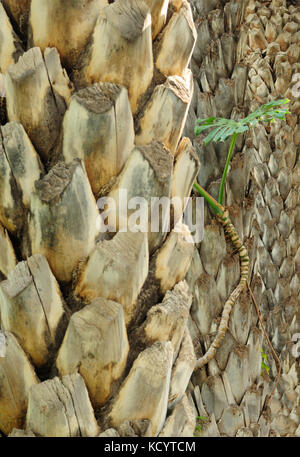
[0,0,299,438]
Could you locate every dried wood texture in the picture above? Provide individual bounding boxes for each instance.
[80,0,153,114]
[110,342,174,437]
[29,0,107,69]
[186,0,300,438]
[136,71,193,154]
[56,298,129,407]
[171,137,200,223]
[153,226,194,295]
[168,328,196,409]
[144,0,169,39]
[0,132,24,234]
[0,3,23,74]
[27,160,99,282]
[26,374,99,437]
[159,393,196,437]
[5,47,72,161]
[2,0,31,38]
[141,281,192,362]
[108,142,173,253]
[62,83,134,195]
[0,332,39,435]
[0,254,65,367]
[1,122,43,206]
[0,223,17,277]
[156,1,197,76]
[74,232,149,325]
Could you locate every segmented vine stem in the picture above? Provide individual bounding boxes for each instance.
[218,133,238,206]
[194,209,249,370]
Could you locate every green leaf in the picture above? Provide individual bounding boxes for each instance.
[196,116,217,125]
[197,416,209,421]
[203,126,224,145]
[261,361,270,374]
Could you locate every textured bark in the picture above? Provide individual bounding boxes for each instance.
[5,47,72,162]
[29,0,106,69]
[0,2,23,74]
[56,298,129,407]
[78,0,153,114]
[0,0,298,439]
[62,82,134,195]
[186,0,300,438]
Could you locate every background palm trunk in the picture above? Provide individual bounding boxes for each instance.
[186,0,300,437]
[0,0,299,438]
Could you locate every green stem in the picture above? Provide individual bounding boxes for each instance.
[218,132,238,206]
[193,182,224,215]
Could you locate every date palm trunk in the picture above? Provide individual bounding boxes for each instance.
[0,0,299,438]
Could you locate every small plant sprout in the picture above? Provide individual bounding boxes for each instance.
[261,348,270,376]
[193,98,290,208]
[194,416,209,435]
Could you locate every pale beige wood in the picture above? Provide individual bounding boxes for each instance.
[156,1,196,77]
[144,0,169,39]
[98,428,120,437]
[56,298,129,407]
[201,375,228,421]
[246,327,263,386]
[160,394,196,437]
[60,374,100,437]
[110,342,174,437]
[168,327,196,409]
[26,374,99,437]
[74,232,149,325]
[0,72,4,96]
[132,226,194,327]
[153,226,194,295]
[136,70,193,154]
[8,429,35,437]
[142,281,192,362]
[80,0,153,114]
[224,346,252,405]
[0,254,65,367]
[172,137,200,224]
[218,405,245,436]
[0,3,23,74]
[191,272,222,336]
[0,332,39,435]
[107,142,173,253]
[0,223,17,278]
[2,0,31,38]
[1,122,43,207]
[62,83,134,195]
[170,0,183,10]
[29,0,106,69]
[43,48,74,105]
[172,138,200,191]
[27,160,99,282]
[0,136,24,234]
[5,47,72,161]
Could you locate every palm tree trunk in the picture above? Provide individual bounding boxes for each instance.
[186,0,300,438]
[0,0,299,438]
[0,0,200,437]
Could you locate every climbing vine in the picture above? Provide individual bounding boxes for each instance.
[193,99,289,405]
